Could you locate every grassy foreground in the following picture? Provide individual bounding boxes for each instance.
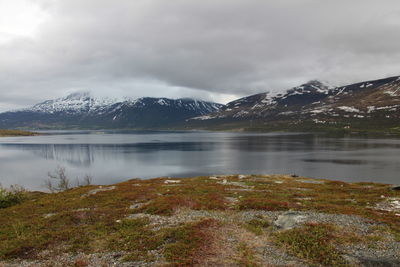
[0,129,37,137]
[0,175,399,266]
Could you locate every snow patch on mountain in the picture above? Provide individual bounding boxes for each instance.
[26,92,119,114]
[337,106,360,113]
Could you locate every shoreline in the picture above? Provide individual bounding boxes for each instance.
[5,127,400,139]
[0,129,39,137]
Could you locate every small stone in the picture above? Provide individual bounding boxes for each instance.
[238,175,247,179]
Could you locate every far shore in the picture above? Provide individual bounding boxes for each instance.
[0,129,39,137]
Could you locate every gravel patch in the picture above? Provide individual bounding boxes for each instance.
[127,209,222,230]
[216,179,254,189]
[82,186,116,197]
[239,210,377,233]
[341,241,400,267]
[260,242,308,267]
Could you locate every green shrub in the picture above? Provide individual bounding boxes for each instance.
[0,185,26,209]
[245,218,270,235]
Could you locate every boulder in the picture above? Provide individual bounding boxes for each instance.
[274,212,306,230]
[390,185,400,191]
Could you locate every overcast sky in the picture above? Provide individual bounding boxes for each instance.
[1,0,400,111]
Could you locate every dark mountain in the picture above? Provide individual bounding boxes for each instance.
[0,93,223,129]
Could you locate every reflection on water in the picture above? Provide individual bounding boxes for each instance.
[0,131,399,190]
[2,142,218,167]
[302,159,370,165]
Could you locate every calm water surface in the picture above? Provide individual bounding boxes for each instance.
[0,131,399,190]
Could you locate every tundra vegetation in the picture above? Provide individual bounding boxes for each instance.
[0,174,399,266]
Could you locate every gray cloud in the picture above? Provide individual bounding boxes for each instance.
[1,0,400,111]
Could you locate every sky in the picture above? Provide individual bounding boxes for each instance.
[1,0,400,111]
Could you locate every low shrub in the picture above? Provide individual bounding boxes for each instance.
[0,185,26,209]
[273,223,346,266]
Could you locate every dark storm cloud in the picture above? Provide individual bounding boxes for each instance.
[1,0,400,111]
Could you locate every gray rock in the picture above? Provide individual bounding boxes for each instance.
[273,212,306,230]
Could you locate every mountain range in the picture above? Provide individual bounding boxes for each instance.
[0,75,399,133]
[0,93,222,129]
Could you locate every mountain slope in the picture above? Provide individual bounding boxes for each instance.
[0,93,222,129]
[188,76,400,133]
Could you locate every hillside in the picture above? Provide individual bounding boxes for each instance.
[188,76,400,134]
[0,175,399,266]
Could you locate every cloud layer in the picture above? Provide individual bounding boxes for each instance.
[1,0,400,111]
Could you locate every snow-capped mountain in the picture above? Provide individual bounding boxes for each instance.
[0,93,223,129]
[1,75,399,132]
[191,80,333,120]
[189,76,400,132]
[27,92,119,114]
[24,92,118,114]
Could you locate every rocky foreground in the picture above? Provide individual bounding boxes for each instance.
[0,175,399,266]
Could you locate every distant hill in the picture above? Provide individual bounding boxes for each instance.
[0,93,222,129]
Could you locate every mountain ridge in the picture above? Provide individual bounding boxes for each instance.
[187,75,400,134]
[0,93,223,129]
[1,75,400,133]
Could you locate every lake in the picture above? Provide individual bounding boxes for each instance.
[0,130,399,190]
